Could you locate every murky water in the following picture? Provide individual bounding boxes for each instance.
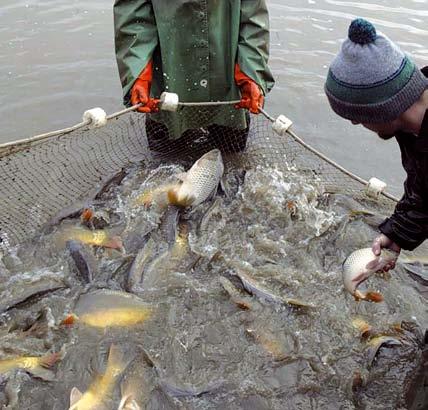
[0,150,427,409]
[1,1,428,194]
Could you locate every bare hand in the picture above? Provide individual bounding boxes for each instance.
[372,234,401,272]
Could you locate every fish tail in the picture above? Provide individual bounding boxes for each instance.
[39,351,62,369]
[61,313,78,326]
[364,292,384,303]
[118,394,142,410]
[167,187,194,208]
[104,235,123,251]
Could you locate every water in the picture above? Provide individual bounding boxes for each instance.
[1,0,428,195]
[0,152,426,409]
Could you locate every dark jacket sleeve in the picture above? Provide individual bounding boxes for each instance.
[379,159,428,251]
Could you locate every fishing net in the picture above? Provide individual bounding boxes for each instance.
[0,106,397,251]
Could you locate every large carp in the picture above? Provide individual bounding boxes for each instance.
[167,149,224,207]
[342,248,398,302]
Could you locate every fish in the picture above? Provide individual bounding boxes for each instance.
[80,208,95,225]
[232,267,314,309]
[246,328,290,361]
[81,209,110,230]
[118,351,155,410]
[342,248,398,302]
[66,240,97,283]
[61,290,153,328]
[398,253,428,285]
[142,222,199,289]
[126,238,156,293]
[365,336,402,367]
[69,344,127,410]
[167,149,224,208]
[398,253,428,265]
[117,395,141,410]
[400,263,428,286]
[219,276,253,310]
[159,205,180,247]
[348,210,387,229]
[0,352,61,381]
[348,210,376,218]
[197,197,222,236]
[60,226,123,251]
[0,272,66,313]
[94,168,127,200]
[49,169,126,226]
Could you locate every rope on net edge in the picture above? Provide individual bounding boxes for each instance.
[258,107,400,203]
[0,96,400,203]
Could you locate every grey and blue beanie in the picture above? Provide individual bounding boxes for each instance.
[325,18,428,123]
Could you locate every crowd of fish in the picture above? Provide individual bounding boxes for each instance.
[0,148,427,409]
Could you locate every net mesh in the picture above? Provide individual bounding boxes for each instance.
[0,109,396,251]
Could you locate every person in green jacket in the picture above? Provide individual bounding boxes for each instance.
[114,0,275,155]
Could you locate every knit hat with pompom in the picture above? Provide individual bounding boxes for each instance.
[325,18,428,123]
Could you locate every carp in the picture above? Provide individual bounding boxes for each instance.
[60,226,123,251]
[0,352,61,381]
[342,248,398,302]
[167,149,224,207]
[62,290,152,328]
[69,344,127,410]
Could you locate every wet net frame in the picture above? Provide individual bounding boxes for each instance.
[0,104,398,251]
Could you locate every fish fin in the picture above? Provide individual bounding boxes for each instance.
[80,208,94,224]
[364,292,384,303]
[175,172,187,182]
[107,344,127,377]
[352,272,367,284]
[39,351,62,369]
[353,290,364,301]
[104,236,123,251]
[235,300,252,310]
[167,187,195,208]
[69,387,83,407]
[27,352,61,381]
[365,258,382,271]
[61,313,79,326]
[118,395,142,410]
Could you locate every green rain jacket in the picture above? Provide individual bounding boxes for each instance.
[114,0,275,138]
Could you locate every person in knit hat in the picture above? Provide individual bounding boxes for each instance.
[325,18,428,267]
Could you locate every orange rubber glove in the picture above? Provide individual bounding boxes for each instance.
[234,63,264,114]
[130,60,160,113]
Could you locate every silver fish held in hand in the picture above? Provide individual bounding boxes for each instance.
[342,248,399,302]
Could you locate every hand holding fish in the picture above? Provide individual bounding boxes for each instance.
[372,234,401,272]
[342,247,400,302]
